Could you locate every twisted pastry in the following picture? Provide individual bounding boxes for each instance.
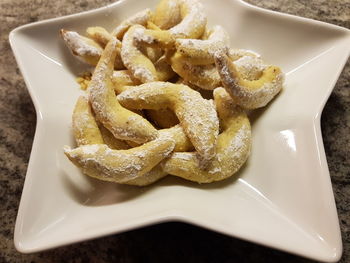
[89,38,158,144]
[162,88,252,183]
[214,52,284,109]
[117,81,219,161]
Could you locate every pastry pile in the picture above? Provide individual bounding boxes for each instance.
[62,0,284,185]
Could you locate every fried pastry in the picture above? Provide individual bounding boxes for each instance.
[89,38,158,144]
[117,82,219,161]
[214,52,284,109]
[162,87,251,183]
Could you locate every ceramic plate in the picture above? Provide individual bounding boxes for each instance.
[10,0,350,261]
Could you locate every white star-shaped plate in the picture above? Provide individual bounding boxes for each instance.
[10,0,350,261]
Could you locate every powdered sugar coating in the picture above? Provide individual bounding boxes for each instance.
[152,0,182,30]
[64,135,175,183]
[61,30,102,57]
[133,27,153,44]
[171,52,221,90]
[121,25,158,83]
[228,48,261,61]
[175,25,230,63]
[62,0,286,186]
[162,88,252,183]
[233,56,267,80]
[214,52,284,109]
[117,82,219,161]
[72,95,104,146]
[89,38,158,143]
[169,0,207,38]
[112,9,152,39]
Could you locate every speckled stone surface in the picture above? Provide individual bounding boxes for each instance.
[0,0,349,262]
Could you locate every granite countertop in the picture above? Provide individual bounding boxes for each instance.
[0,0,349,262]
